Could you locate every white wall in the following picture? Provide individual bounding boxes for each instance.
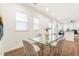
[1,3,50,54]
[0,5,1,15]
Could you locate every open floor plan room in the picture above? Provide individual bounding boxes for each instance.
[0,3,79,56]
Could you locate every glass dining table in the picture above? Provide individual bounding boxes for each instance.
[30,34,63,56]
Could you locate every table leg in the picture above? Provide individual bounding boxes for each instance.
[49,45,52,56]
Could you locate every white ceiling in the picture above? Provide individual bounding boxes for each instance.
[25,3,79,24]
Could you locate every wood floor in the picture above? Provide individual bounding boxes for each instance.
[4,36,79,56]
[4,47,25,56]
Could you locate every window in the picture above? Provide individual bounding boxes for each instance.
[48,21,58,43]
[16,11,28,31]
[33,17,40,30]
[48,22,52,43]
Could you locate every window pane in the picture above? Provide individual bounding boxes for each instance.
[48,22,52,43]
[33,17,40,24]
[52,35,56,41]
[33,17,40,30]
[16,21,27,31]
[48,22,52,28]
[16,11,27,22]
[16,11,28,31]
[33,25,39,30]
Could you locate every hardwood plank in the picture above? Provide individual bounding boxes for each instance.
[4,47,25,56]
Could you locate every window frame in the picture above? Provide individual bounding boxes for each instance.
[32,17,40,31]
[16,11,28,32]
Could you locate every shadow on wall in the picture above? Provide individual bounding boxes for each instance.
[0,16,3,40]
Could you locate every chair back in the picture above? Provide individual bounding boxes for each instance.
[62,41,75,56]
[23,40,38,56]
[56,39,65,55]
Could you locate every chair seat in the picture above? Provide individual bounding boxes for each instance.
[32,44,40,52]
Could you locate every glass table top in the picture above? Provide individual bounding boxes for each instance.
[32,35,63,45]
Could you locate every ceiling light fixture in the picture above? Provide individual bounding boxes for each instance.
[33,3,37,5]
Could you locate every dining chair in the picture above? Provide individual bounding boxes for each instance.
[22,40,39,56]
[56,39,65,56]
[74,37,79,55]
[61,40,75,56]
